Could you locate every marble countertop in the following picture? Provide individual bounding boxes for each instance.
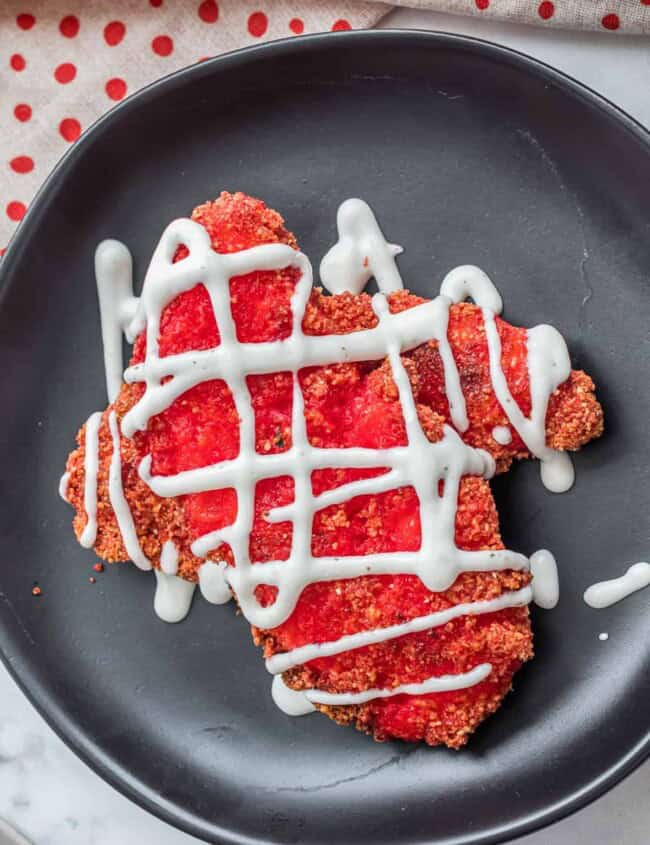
[2,7,649,845]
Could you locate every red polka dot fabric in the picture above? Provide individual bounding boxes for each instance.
[0,0,386,250]
[383,0,650,32]
[3,1,649,252]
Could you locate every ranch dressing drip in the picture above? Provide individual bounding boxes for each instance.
[198,561,233,605]
[153,569,196,623]
[272,676,316,716]
[160,540,179,575]
[70,198,584,713]
[78,411,102,548]
[95,239,139,403]
[58,471,71,502]
[319,198,403,295]
[584,563,650,609]
[529,549,559,609]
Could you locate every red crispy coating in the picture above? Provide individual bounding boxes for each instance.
[63,191,603,748]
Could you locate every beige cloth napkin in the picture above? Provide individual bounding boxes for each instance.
[372,0,650,33]
[0,0,388,250]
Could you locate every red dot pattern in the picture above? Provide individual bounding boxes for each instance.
[59,118,81,142]
[16,13,35,30]
[10,156,34,174]
[601,12,620,29]
[104,21,126,46]
[198,1,219,23]
[152,34,173,56]
[54,63,77,84]
[59,15,80,38]
[14,104,32,122]
[247,12,268,38]
[106,78,127,101]
[3,1,643,248]
[538,1,554,19]
[6,202,26,222]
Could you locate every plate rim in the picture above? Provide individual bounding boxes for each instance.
[1,28,649,845]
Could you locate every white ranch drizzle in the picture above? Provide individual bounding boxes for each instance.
[79,199,580,712]
[58,471,70,502]
[198,561,233,605]
[160,540,179,575]
[95,240,140,403]
[126,217,528,634]
[529,549,559,609]
[308,662,493,706]
[274,663,493,713]
[320,202,469,432]
[272,676,316,716]
[492,426,512,446]
[122,278,466,437]
[440,265,503,314]
[440,265,575,493]
[319,198,403,295]
[153,569,196,623]
[79,411,102,548]
[266,586,532,675]
[107,410,151,571]
[584,562,650,609]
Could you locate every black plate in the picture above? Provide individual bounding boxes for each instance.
[1,30,650,845]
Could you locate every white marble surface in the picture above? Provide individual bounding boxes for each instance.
[1,7,649,845]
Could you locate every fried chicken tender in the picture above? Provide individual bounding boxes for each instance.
[63,191,603,748]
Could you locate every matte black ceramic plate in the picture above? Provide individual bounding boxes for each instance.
[1,30,650,845]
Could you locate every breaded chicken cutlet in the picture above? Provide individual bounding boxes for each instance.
[62,191,603,748]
